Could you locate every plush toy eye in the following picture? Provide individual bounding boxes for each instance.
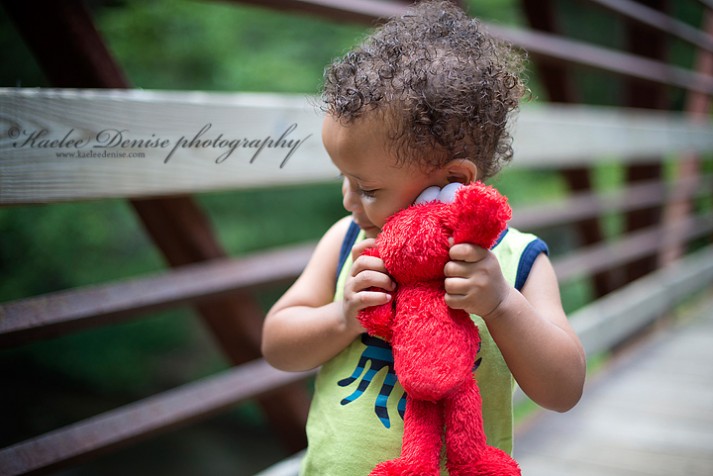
[437,182,463,203]
[414,186,441,204]
[414,183,463,205]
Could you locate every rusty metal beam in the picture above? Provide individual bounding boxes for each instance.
[224,0,410,24]
[519,0,580,103]
[580,0,713,53]
[660,9,713,264]
[487,23,713,96]
[0,244,315,348]
[0,0,128,88]
[621,0,669,283]
[221,0,465,24]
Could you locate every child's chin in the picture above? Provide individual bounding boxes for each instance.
[355,220,380,238]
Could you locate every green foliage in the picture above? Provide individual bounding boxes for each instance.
[0,200,164,300]
[6,309,200,394]
[95,0,368,93]
[492,168,568,207]
[464,0,523,25]
[199,182,344,255]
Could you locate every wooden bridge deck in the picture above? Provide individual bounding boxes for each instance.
[514,293,713,476]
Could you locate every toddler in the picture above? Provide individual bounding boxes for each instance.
[262,2,586,474]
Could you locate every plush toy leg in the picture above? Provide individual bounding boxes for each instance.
[444,379,521,476]
[369,398,442,476]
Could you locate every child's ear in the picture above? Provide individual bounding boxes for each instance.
[444,159,477,184]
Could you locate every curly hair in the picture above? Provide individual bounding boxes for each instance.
[322,0,526,179]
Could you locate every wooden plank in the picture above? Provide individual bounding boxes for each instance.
[511,105,713,167]
[517,295,713,476]
[0,359,315,476]
[3,89,713,204]
[0,243,314,348]
[569,246,713,358]
[0,89,332,203]
[254,451,305,476]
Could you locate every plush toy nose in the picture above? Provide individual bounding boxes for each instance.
[414,182,463,205]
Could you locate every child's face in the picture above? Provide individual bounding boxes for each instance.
[323,113,448,238]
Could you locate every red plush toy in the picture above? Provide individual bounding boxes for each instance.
[358,181,520,476]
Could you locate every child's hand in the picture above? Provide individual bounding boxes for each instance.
[342,238,395,332]
[444,241,512,319]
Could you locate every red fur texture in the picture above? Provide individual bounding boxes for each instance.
[358,182,520,475]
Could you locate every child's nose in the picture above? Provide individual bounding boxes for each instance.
[341,178,361,213]
[342,187,360,213]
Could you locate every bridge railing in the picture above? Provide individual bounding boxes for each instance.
[0,0,711,474]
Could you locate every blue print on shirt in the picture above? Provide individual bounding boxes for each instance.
[338,334,483,429]
[337,334,406,428]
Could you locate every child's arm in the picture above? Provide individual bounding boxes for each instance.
[262,217,394,372]
[444,245,586,412]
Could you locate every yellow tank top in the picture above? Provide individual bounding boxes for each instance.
[301,226,547,475]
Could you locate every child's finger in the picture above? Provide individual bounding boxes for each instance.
[351,269,395,292]
[444,276,469,295]
[449,243,488,262]
[444,293,467,310]
[354,290,392,309]
[351,254,390,276]
[443,260,473,278]
[351,238,377,261]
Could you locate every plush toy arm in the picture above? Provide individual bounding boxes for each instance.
[356,247,395,342]
[451,182,512,249]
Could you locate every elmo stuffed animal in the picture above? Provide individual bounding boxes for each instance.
[358,181,521,476]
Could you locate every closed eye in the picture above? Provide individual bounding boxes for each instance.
[358,188,378,198]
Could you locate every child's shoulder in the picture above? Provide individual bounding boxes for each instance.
[493,228,549,292]
[324,216,354,250]
[306,216,355,279]
[277,216,355,307]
